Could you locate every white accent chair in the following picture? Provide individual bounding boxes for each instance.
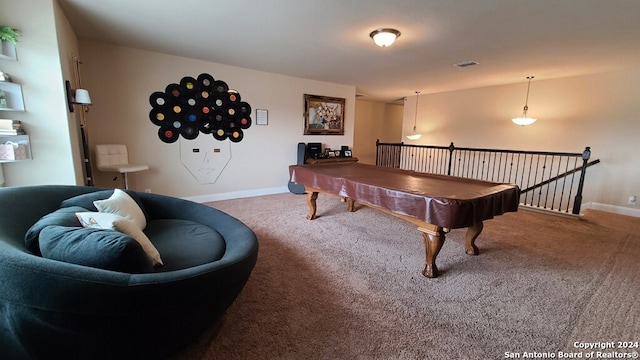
[95,144,149,189]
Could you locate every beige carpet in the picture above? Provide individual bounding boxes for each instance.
[170,192,640,360]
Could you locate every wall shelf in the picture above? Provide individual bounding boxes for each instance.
[0,40,17,60]
[0,82,25,111]
[0,134,31,162]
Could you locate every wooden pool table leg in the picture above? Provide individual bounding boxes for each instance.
[418,226,448,278]
[464,221,484,255]
[346,198,356,212]
[306,191,319,220]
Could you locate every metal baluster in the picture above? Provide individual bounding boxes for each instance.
[526,155,536,206]
[559,156,570,212]
[514,153,521,188]
[547,155,557,210]
[537,155,548,208]
[566,157,578,212]
[550,156,561,210]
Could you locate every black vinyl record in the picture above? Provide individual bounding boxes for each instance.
[239,116,252,129]
[214,115,225,125]
[197,89,212,104]
[200,105,212,116]
[227,90,240,103]
[171,119,183,130]
[158,127,179,143]
[149,109,170,126]
[149,91,167,109]
[171,104,184,115]
[229,128,244,143]
[212,96,226,110]
[212,80,228,95]
[180,125,199,140]
[212,127,227,141]
[184,96,198,109]
[199,116,213,134]
[180,76,198,93]
[165,83,182,100]
[197,73,215,90]
[238,101,251,116]
[183,112,200,125]
[226,104,239,119]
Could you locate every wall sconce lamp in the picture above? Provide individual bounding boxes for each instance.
[65,80,92,112]
[406,91,422,140]
[512,76,537,126]
[369,28,401,47]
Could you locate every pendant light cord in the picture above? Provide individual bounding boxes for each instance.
[413,91,420,130]
[522,76,534,116]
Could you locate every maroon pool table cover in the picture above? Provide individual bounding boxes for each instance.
[289,163,520,229]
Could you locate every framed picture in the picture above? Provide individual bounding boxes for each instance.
[303,94,345,135]
[256,109,268,125]
[344,150,352,157]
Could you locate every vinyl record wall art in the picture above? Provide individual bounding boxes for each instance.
[149,73,252,143]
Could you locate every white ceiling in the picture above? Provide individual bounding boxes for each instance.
[57,0,640,103]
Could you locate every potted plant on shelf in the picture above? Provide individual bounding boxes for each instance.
[0,26,21,45]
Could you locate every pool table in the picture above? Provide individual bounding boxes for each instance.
[289,163,520,278]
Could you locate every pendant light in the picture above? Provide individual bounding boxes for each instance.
[512,76,537,126]
[406,91,422,140]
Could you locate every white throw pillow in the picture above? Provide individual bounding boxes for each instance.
[76,212,163,267]
[93,189,147,230]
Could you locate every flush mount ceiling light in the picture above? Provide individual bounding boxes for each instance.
[512,76,537,126]
[406,91,422,140]
[369,28,401,47]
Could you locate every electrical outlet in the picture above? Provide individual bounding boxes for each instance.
[144,188,151,193]
[629,196,637,205]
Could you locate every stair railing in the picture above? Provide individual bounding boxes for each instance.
[375,141,598,215]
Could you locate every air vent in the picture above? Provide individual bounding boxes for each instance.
[454,60,479,68]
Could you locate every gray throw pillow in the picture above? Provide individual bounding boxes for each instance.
[24,206,87,255]
[39,225,154,273]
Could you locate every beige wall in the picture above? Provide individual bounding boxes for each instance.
[402,71,640,210]
[0,0,82,186]
[79,41,355,198]
[353,99,403,165]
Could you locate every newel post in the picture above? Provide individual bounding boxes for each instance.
[447,142,455,176]
[572,146,591,215]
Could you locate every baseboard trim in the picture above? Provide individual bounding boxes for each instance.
[583,202,640,218]
[183,186,289,203]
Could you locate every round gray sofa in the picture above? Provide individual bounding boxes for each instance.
[0,185,258,360]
